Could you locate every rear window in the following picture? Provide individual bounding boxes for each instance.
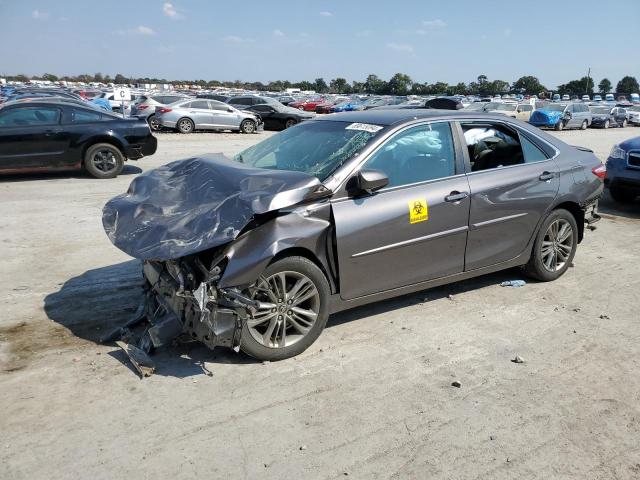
[70,108,103,123]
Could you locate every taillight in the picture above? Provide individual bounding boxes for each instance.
[158,107,172,113]
[592,164,606,179]
[137,104,148,110]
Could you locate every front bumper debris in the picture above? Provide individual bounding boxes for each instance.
[584,199,601,229]
[107,256,259,377]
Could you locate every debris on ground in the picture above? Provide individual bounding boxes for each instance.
[115,341,155,377]
[500,280,526,287]
[572,308,581,312]
[451,381,461,388]
[490,435,497,441]
[599,314,610,320]
[512,355,525,364]
[299,445,307,451]
[448,294,454,301]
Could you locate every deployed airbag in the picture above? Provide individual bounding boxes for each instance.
[103,154,328,260]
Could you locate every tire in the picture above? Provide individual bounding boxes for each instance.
[523,209,578,282]
[284,118,297,129]
[622,119,628,128]
[582,120,589,130]
[83,143,124,179]
[240,256,330,361]
[240,119,256,134]
[177,117,194,134]
[555,121,564,131]
[603,120,609,129]
[609,187,637,203]
[148,114,161,131]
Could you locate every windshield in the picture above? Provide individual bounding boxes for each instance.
[494,103,517,111]
[589,107,610,114]
[544,104,566,112]
[233,120,382,181]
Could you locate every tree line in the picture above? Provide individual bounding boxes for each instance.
[4,72,639,96]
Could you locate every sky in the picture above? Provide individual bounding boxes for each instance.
[0,0,638,88]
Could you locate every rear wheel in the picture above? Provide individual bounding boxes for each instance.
[83,143,124,179]
[609,187,637,203]
[177,117,194,134]
[148,114,160,131]
[622,119,628,128]
[284,118,297,129]
[603,120,609,129]
[240,119,256,134]
[241,256,330,361]
[582,120,589,130]
[523,209,578,282]
[555,121,564,131]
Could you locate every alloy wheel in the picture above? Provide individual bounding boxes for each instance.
[179,119,193,132]
[541,219,574,272]
[92,150,117,172]
[248,271,320,348]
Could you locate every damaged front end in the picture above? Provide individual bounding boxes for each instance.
[101,154,332,376]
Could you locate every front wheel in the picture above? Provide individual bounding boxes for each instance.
[523,209,578,282]
[555,121,564,131]
[241,256,330,361]
[603,120,609,129]
[83,143,124,179]
[582,120,589,130]
[177,117,194,134]
[622,119,628,128]
[240,119,256,134]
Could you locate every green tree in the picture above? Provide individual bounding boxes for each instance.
[557,76,594,96]
[41,73,58,82]
[387,73,412,95]
[511,75,546,95]
[364,74,386,94]
[450,82,468,95]
[114,73,127,84]
[329,77,350,94]
[616,76,639,94]
[314,78,328,93]
[598,78,612,94]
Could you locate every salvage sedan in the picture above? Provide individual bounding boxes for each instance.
[103,110,603,371]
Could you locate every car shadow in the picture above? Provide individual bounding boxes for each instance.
[598,189,640,219]
[0,165,142,182]
[44,261,530,377]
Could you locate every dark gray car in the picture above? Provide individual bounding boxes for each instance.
[103,110,603,371]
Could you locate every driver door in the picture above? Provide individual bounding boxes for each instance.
[331,121,471,300]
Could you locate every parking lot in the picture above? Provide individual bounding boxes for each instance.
[1,128,639,479]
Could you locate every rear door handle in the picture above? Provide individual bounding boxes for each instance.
[445,191,469,203]
[539,171,555,181]
[44,129,62,136]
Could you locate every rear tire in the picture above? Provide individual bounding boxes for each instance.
[523,209,578,282]
[555,121,564,131]
[83,143,124,179]
[284,118,297,129]
[240,256,330,361]
[177,117,194,134]
[148,114,160,131]
[581,120,589,130]
[609,187,637,203]
[622,119,628,128]
[603,120,609,129]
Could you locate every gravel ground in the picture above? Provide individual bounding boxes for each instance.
[1,127,639,480]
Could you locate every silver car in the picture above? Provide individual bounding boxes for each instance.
[131,93,189,130]
[156,99,263,134]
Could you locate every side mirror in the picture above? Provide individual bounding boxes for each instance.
[350,169,389,195]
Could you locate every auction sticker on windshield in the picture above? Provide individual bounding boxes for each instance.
[408,198,428,224]
[345,123,383,133]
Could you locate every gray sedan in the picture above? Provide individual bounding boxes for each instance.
[155,99,263,133]
[104,110,603,369]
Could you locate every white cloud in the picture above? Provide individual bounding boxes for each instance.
[273,29,285,37]
[135,25,156,35]
[422,19,447,29]
[319,11,332,17]
[222,35,254,44]
[163,2,182,19]
[32,9,49,20]
[386,42,414,53]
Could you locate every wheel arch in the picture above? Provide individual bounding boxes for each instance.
[552,201,585,243]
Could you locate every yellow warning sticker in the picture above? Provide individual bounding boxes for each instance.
[408,198,428,224]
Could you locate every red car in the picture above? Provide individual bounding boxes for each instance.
[290,97,326,112]
[314,97,348,114]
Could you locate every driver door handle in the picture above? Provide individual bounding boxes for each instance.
[539,171,555,181]
[445,191,469,203]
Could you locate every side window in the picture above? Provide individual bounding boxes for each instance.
[520,135,548,163]
[190,100,209,109]
[0,107,61,127]
[566,105,574,113]
[71,108,102,123]
[208,101,229,111]
[363,122,456,188]
[252,105,271,112]
[462,123,524,172]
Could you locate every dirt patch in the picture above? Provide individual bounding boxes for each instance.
[0,320,82,372]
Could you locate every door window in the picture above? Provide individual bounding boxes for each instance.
[70,108,103,123]
[0,107,61,126]
[208,100,230,111]
[190,100,209,109]
[363,122,456,188]
[462,122,529,171]
[520,135,548,163]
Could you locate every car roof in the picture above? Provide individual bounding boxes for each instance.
[313,109,488,126]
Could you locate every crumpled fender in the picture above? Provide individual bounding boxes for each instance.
[218,203,336,291]
[102,154,330,261]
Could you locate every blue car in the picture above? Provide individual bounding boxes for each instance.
[605,137,640,203]
[331,101,362,113]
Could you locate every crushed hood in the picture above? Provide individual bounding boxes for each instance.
[102,154,330,261]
